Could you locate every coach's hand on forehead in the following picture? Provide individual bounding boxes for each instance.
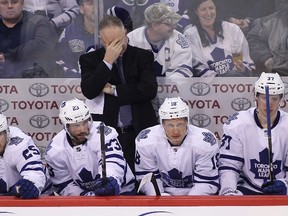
[103,37,124,64]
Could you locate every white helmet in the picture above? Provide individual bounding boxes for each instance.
[159,97,189,124]
[59,98,92,132]
[0,112,8,133]
[254,72,285,97]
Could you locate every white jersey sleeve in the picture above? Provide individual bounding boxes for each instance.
[128,27,193,78]
[135,125,219,195]
[3,126,46,193]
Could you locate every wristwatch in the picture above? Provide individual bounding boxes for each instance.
[110,85,116,96]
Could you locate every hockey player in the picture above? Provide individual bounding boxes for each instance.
[0,112,46,199]
[219,72,288,195]
[45,98,136,196]
[135,97,219,195]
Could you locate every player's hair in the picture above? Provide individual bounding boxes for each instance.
[188,0,223,47]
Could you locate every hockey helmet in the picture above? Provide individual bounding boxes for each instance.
[159,97,189,124]
[59,98,92,132]
[254,72,285,97]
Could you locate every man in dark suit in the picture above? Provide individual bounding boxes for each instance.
[79,15,158,173]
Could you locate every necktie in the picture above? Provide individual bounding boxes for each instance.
[116,57,132,126]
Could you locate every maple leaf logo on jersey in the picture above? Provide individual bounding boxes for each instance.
[207,47,233,74]
[225,112,239,125]
[8,136,23,146]
[161,168,193,188]
[250,148,281,180]
[176,34,189,49]
[136,129,151,142]
[76,168,100,191]
[202,132,216,146]
[96,124,112,136]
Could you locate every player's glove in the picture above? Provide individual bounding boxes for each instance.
[94,177,120,196]
[10,179,39,199]
[0,178,8,194]
[261,180,287,195]
[80,191,96,196]
[221,189,243,196]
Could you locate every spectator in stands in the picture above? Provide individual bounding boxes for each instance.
[135,97,219,196]
[55,0,95,78]
[247,8,288,76]
[0,0,58,78]
[56,0,133,78]
[23,0,79,33]
[215,0,288,34]
[219,72,288,195]
[184,0,255,77]
[45,98,136,196]
[127,2,194,77]
[0,111,46,199]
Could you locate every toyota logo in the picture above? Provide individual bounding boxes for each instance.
[231,98,252,111]
[190,82,210,96]
[191,114,211,127]
[0,99,9,112]
[29,115,50,128]
[29,83,49,97]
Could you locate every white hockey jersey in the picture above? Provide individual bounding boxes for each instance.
[127,26,193,78]
[184,21,255,77]
[0,126,46,194]
[135,124,219,195]
[44,122,136,196]
[219,108,288,194]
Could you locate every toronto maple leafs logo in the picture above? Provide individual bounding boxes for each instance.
[208,47,233,75]
[75,168,100,191]
[202,132,216,146]
[136,129,151,142]
[225,112,239,125]
[250,148,281,181]
[96,124,112,136]
[8,136,23,146]
[161,168,193,188]
[176,34,189,49]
